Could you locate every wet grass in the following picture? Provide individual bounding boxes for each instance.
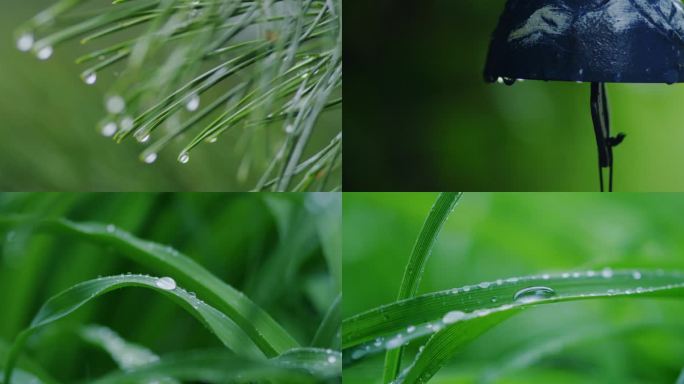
[0,193,341,383]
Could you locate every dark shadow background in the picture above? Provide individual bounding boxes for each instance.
[344,1,684,191]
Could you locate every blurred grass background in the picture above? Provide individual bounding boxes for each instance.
[343,193,684,383]
[0,0,340,191]
[0,192,340,382]
[344,1,684,191]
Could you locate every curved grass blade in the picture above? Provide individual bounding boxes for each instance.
[4,274,262,384]
[343,269,684,379]
[311,293,341,348]
[0,216,299,357]
[383,192,463,383]
[90,349,337,384]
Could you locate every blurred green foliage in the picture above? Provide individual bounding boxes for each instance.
[0,192,340,382]
[343,193,684,383]
[345,1,684,191]
[0,1,340,191]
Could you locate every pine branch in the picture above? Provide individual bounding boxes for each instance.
[15,0,342,191]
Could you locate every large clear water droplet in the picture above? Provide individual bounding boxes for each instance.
[135,130,150,143]
[442,310,466,324]
[106,95,126,114]
[36,46,53,60]
[513,286,556,304]
[155,276,176,290]
[178,152,190,164]
[144,153,157,164]
[17,33,34,52]
[101,122,117,137]
[186,94,200,112]
[83,72,97,85]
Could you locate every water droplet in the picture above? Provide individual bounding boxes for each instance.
[601,267,613,278]
[385,336,404,349]
[135,130,150,143]
[632,271,642,280]
[106,224,116,233]
[83,72,97,85]
[101,122,117,137]
[514,286,556,304]
[496,77,504,84]
[503,77,516,86]
[490,297,497,303]
[36,46,53,60]
[463,286,471,292]
[106,95,125,114]
[186,94,200,111]
[178,152,190,164]
[542,274,550,280]
[206,137,218,143]
[285,124,295,134]
[120,116,134,132]
[155,276,176,290]
[327,355,337,364]
[407,325,416,333]
[479,282,490,289]
[144,152,157,164]
[16,33,34,52]
[442,310,466,324]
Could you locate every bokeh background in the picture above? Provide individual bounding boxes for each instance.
[344,1,684,191]
[0,1,340,191]
[0,192,340,382]
[344,193,684,383]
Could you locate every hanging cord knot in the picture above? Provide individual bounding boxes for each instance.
[608,133,626,147]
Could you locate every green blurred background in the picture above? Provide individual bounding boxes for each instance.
[344,1,684,191]
[0,192,340,381]
[344,193,684,383]
[0,1,340,191]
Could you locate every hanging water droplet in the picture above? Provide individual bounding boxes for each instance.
[36,46,53,60]
[101,122,117,137]
[632,271,642,280]
[155,276,176,290]
[513,286,556,304]
[83,72,97,85]
[144,152,158,164]
[135,130,150,143]
[601,267,613,278]
[120,116,134,132]
[186,94,200,112]
[178,152,190,164]
[16,33,34,52]
[442,310,466,324]
[327,355,337,364]
[106,95,125,114]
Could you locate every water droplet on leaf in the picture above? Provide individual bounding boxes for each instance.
[513,286,556,304]
[144,153,157,164]
[442,310,466,324]
[178,152,190,164]
[327,355,337,364]
[155,276,176,290]
[601,267,613,278]
[632,271,642,280]
[186,94,200,111]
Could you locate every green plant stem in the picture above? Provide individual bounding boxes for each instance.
[382,192,463,383]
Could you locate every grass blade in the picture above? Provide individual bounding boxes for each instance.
[4,274,262,384]
[311,293,341,348]
[0,216,299,357]
[90,349,337,384]
[343,268,684,383]
[383,192,463,383]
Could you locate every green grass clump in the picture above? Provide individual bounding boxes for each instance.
[0,193,341,383]
[343,193,684,384]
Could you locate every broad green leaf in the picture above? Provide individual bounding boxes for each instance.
[384,192,463,383]
[342,269,684,383]
[90,349,340,384]
[4,274,261,384]
[0,216,299,357]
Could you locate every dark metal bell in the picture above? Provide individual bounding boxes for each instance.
[485,0,684,84]
[484,0,684,191]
